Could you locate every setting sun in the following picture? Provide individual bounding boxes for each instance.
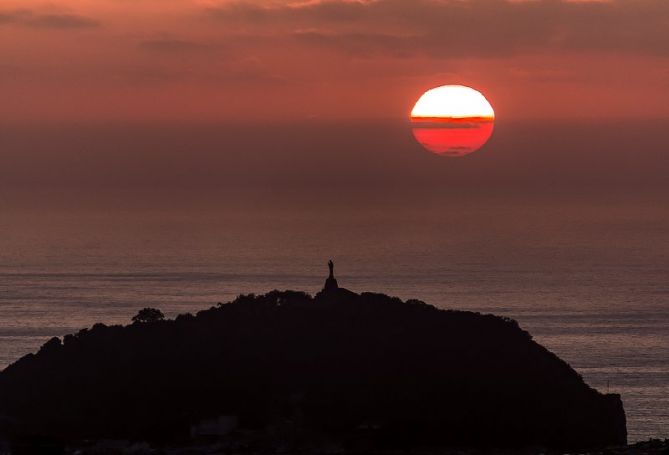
[410,85,495,157]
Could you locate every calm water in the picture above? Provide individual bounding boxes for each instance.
[0,196,667,442]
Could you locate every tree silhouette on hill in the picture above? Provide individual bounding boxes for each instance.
[131,308,165,324]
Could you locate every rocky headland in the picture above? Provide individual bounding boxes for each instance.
[0,268,627,453]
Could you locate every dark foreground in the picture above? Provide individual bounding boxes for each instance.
[0,276,628,453]
[8,438,669,455]
[5,439,656,455]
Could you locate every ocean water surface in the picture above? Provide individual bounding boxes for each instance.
[0,195,666,442]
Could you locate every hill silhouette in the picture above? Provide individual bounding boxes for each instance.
[0,273,626,451]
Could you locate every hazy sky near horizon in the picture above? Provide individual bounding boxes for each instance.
[1,120,667,201]
[2,0,669,124]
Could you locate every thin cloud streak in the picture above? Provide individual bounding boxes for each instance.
[0,9,99,28]
[139,39,221,53]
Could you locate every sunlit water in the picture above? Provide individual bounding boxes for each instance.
[0,199,666,442]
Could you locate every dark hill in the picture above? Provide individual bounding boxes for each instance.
[0,285,626,450]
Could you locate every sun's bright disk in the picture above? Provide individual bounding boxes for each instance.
[410,85,495,157]
[410,85,494,119]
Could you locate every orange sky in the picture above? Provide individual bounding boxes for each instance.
[2,0,669,124]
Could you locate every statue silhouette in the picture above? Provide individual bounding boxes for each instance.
[323,259,338,292]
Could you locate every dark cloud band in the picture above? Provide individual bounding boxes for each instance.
[209,0,669,58]
[0,9,99,29]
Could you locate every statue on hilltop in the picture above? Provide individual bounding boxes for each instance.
[323,259,339,292]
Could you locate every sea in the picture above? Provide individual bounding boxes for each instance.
[0,121,667,442]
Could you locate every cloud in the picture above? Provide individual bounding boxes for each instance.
[135,37,283,83]
[208,0,371,23]
[139,39,219,53]
[0,10,26,25]
[293,30,420,58]
[207,0,669,58]
[0,9,99,28]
